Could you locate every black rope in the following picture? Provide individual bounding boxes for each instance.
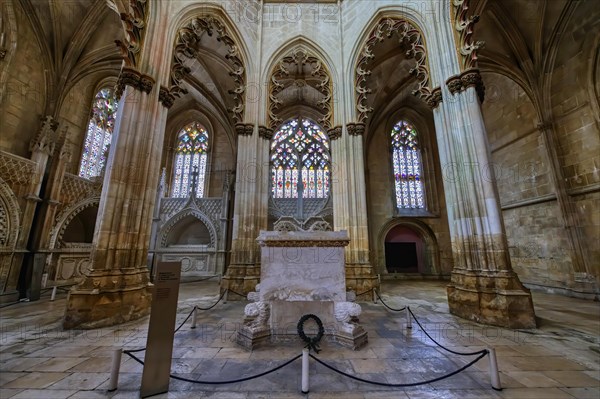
[123,350,302,385]
[124,347,147,354]
[174,307,197,333]
[310,351,488,387]
[226,289,247,298]
[375,291,407,312]
[195,289,228,311]
[408,308,488,356]
[355,288,374,297]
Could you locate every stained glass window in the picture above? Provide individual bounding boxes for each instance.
[171,122,209,198]
[78,87,119,179]
[271,118,330,198]
[391,120,425,209]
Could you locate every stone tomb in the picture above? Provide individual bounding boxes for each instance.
[236,230,368,350]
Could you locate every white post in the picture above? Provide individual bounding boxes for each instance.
[372,288,377,304]
[50,286,57,301]
[301,348,309,394]
[488,347,501,390]
[406,306,412,329]
[41,273,48,288]
[191,306,197,329]
[223,289,229,304]
[107,348,122,392]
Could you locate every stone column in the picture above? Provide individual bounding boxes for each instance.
[63,1,172,329]
[331,124,377,298]
[220,124,266,296]
[436,70,536,329]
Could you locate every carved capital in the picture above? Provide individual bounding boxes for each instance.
[159,85,175,108]
[327,126,342,140]
[446,75,464,95]
[258,125,273,140]
[347,122,365,136]
[460,68,484,102]
[0,49,6,60]
[536,121,553,131]
[236,123,253,136]
[115,67,155,99]
[426,87,443,109]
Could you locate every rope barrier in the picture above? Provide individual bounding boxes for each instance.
[408,308,488,356]
[123,350,302,385]
[355,288,374,297]
[375,291,407,312]
[173,307,197,333]
[309,351,488,387]
[195,289,228,311]
[226,289,247,298]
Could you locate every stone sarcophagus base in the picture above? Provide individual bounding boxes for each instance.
[236,231,368,350]
[447,269,537,329]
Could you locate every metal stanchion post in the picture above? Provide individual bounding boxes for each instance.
[50,286,57,301]
[406,306,412,329]
[107,348,122,392]
[488,347,502,390]
[372,288,377,304]
[191,306,197,329]
[223,289,228,304]
[301,348,309,394]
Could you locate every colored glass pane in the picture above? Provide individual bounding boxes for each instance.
[391,120,425,209]
[171,122,209,198]
[270,118,331,198]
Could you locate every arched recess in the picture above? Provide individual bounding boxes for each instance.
[377,219,439,276]
[159,210,218,249]
[48,197,101,249]
[0,179,21,250]
[165,11,249,124]
[265,39,335,130]
[352,15,436,124]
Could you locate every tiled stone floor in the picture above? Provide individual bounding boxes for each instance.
[1,280,599,398]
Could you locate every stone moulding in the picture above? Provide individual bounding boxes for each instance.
[346,122,365,136]
[114,0,149,68]
[451,0,485,72]
[258,125,274,140]
[159,85,175,108]
[327,125,342,140]
[355,17,435,122]
[114,66,155,100]
[235,123,254,136]
[426,86,443,109]
[169,16,246,122]
[256,230,350,247]
[267,47,333,129]
[445,68,485,102]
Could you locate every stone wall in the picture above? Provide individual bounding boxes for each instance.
[0,2,46,157]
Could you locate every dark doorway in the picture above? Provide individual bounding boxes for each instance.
[385,242,418,273]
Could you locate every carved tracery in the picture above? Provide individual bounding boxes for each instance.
[166,16,246,121]
[355,18,434,122]
[268,48,333,129]
[452,0,485,71]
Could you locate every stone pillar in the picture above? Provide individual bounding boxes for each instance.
[437,70,536,329]
[332,124,377,298]
[220,124,266,297]
[63,1,172,329]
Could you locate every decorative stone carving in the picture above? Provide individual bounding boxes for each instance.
[30,116,59,156]
[235,123,253,136]
[0,151,37,187]
[355,18,433,122]
[0,179,20,249]
[334,302,362,333]
[169,16,246,122]
[426,87,443,109]
[273,216,332,233]
[452,0,485,71]
[114,0,149,68]
[258,125,273,140]
[346,122,365,136]
[327,126,342,140]
[158,86,175,108]
[268,46,333,129]
[114,67,155,99]
[445,69,485,102]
